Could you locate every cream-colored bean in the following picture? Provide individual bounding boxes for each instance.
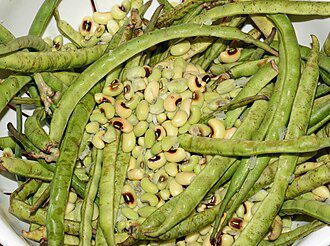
[111,117,133,133]
[156,113,167,124]
[65,202,75,214]
[185,232,199,243]
[180,155,199,172]
[90,112,107,124]
[141,177,159,194]
[100,32,113,43]
[111,4,127,20]
[159,189,171,201]
[121,207,139,220]
[243,201,254,222]
[191,90,204,107]
[249,189,268,202]
[140,193,159,207]
[92,203,99,220]
[128,156,137,171]
[161,136,179,152]
[122,184,137,208]
[165,147,186,163]
[167,78,188,93]
[179,122,192,134]
[122,131,136,153]
[189,124,211,137]
[102,125,117,143]
[208,118,226,138]
[107,19,120,35]
[86,121,100,134]
[94,93,115,104]
[132,77,147,91]
[132,146,144,159]
[68,192,78,204]
[179,98,192,116]
[164,93,182,112]
[202,234,212,246]
[165,162,178,177]
[151,142,163,155]
[312,186,330,200]
[170,40,191,56]
[221,234,234,246]
[199,225,212,236]
[229,87,242,98]
[138,206,157,218]
[175,172,196,186]
[171,110,189,127]
[115,99,132,119]
[224,127,237,139]
[127,168,144,181]
[169,178,183,197]
[99,102,115,119]
[144,81,160,104]
[80,16,94,36]
[103,79,124,97]
[219,48,241,63]
[138,137,145,147]
[92,130,106,149]
[93,11,112,25]
[216,79,236,95]
[150,98,164,115]
[187,74,206,92]
[162,120,178,137]
[146,152,167,170]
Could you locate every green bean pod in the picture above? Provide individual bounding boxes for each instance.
[0,23,14,43]
[0,136,17,150]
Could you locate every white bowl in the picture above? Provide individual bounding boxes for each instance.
[0,0,329,245]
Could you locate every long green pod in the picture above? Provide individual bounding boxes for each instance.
[0,157,53,181]
[194,1,330,24]
[11,179,42,201]
[41,72,68,93]
[0,35,50,55]
[225,61,278,127]
[258,221,325,246]
[0,75,32,115]
[49,24,277,144]
[29,0,60,37]
[309,94,330,127]
[0,23,14,43]
[46,85,100,246]
[280,199,330,224]
[0,44,106,72]
[79,149,102,246]
[234,33,319,246]
[0,136,17,150]
[99,133,120,246]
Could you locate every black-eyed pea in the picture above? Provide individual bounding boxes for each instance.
[208,118,225,138]
[175,172,196,186]
[229,218,243,231]
[164,93,182,112]
[187,74,206,92]
[162,120,179,137]
[132,77,147,91]
[236,204,245,218]
[224,127,237,139]
[128,156,137,171]
[165,148,186,163]
[127,168,144,181]
[154,126,166,141]
[144,81,160,104]
[165,162,178,177]
[121,207,139,220]
[151,142,162,155]
[144,128,156,149]
[312,185,330,200]
[115,99,132,119]
[153,169,168,190]
[167,78,188,93]
[126,66,146,80]
[189,124,211,137]
[146,153,167,170]
[99,103,115,119]
[93,11,112,25]
[122,184,137,208]
[156,199,165,208]
[122,80,134,100]
[174,57,187,70]
[156,113,167,124]
[191,90,204,107]
[111,117,133,133]
[166,111,176,120]
[93,24,105,37]
[111,4,127,20]
[243,201,254,222]
[92,130,106,149]
[141,177,159,194]
[102,125,117,143]
[140,193,159,207]
[65,200,82,221]
[169,178,183,197]
[107,19,120,35]
[132,145,144,159]
[219,48,241,63]
[162,67,174,80]
[171,110,189,128]
[200,225,212,236]
[180,90,193,100]
[150,98,164,115]
[179,122,192,134]
[159,189,171,201]
[94,93,115,104]
[180,155,199,172]
[68,192,78,204]
[137,206,157,218]
[80,16,94,36]
[103,79,124,97]
[86,121,100,134]
[92,203,99,220]
[216,79,236,95]
[185,232,199,243]
[188,105,201,124]
[202,234,212,246]
[116,221,127,233]
[177,240,185,246]
[220,234,234,246]
[170,40,191,56]
[127,114,139,126]
[122,131,136,153]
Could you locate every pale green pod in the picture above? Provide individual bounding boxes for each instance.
[144,128,155,149]
[90,112,107,124]
[122,131,136,153]
[149,98,164,114]
[92,130,106,149]
[151,142,163,155]
[191,90,204,107]
[132,77,147,91]
[180,155,199,172]
[188,105,201,124]
[159,189,171,201]
[169,178,183,197]
[156,113,167,124]
[208,118,226,138]
[162,120,178,137]
[138,206,157,218]
[148,67,162,83]
[93,11,113,25]
[167,78,188,93]
[107,19,120,35]
[102,124,117,143]
[140,193,159,207]
[165,162,178,177]
[161,136,179,152]
[171,110,189,127]
[99,102,115,119]
[146,152,167,170]
[189,124,211,137]
[133,121,149,137]
[216,79,236,95]
[144,81,160,104]
[86,121,100,134]
[111,4,127,20]
[179,122,191,134]
[136,100,149,121]
[122,184,137,208]
[170,40,191,56]
[164,93,182,112]
[121,207,139,220]
[125,93,142,110]
[115,99,132,118]
[141,177,159,194]
[103,79,124,96]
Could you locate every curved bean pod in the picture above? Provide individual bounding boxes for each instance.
[0,35,50,55]
[0,44,106,72]
[0,136,17,150]
[50,23,277,143]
